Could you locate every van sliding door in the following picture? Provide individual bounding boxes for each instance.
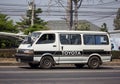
[59,34,83,63]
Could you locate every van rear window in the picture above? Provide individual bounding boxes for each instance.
[84,35,109,45]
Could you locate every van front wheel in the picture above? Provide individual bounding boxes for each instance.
[88,56,100,69]
[40,56,53,69]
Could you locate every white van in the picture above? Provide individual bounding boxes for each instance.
[15,30,112,69]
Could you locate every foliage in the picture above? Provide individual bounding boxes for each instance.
[16,8,48,34]
[0,13,19,49]
[0,39,20,49]
[0,49,16,58]
[77,22,90,31]
[100,23,108,32]
[0,13,18,33]
[111,51,120,59]
[114,8,120,30]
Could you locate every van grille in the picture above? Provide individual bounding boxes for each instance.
[17,49,25,54]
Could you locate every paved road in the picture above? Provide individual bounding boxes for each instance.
[0,65,120,84]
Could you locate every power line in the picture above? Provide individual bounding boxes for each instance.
[0,0,119,23]
[0,9,116,17]
[90,14,115,22]
[0,3,119,9]
[2,12,115,17]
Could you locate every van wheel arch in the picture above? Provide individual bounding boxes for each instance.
[88,56,102,69]
[40,56,54,69]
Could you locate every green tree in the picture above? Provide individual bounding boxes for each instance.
[16,8,48,35]
[100,23,108,32]
[114,8,120,30]
[0,39,19,49]
[0,13,18,33]
[0,13,19,48]
[77,22,90,31]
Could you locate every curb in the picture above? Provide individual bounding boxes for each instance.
[0,62,26,66]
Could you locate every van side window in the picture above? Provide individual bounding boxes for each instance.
[60,34,81,45]
[84,35,95,45]
[84,35,109,45]
[36,34,55,44]
[95,35,109,45]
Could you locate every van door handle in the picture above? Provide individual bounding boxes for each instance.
[53,45,56,47]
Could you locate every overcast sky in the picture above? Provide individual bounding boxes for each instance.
[0,0,120,31]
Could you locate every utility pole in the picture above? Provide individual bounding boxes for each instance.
[74,0,78,30]
[73,0,83,30]
[31,0,35,26]
[70,0,73,30]
[29,0,35,26]
[67,0,73,30]
[67,0,83,30]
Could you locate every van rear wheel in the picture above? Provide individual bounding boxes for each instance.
[40,56,53,69]
[88,56,100,69]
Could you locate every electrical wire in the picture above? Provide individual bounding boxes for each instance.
[0,0,119,22]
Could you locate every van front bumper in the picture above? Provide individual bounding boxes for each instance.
[15,54,34,63]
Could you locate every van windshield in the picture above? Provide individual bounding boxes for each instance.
[22,32,41,44]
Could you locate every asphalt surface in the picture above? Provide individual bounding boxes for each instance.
[0,65,120,84]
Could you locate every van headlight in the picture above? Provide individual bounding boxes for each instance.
[23,49,34,55]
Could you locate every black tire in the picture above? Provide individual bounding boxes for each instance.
[40,56,53,69]
[75,64,85,68]
[28,63,40,68]
[88,56,100,69]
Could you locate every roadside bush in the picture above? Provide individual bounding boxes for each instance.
[0,49,16,58]
[111,51,120,59]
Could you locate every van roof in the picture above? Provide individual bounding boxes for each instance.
[34,30,108,34]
